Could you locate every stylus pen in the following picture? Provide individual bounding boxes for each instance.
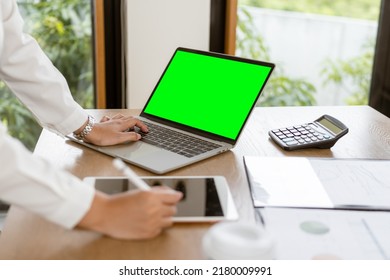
[112,158,151,191]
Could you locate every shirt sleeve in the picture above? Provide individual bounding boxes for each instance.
[0,0,87,136]
[0,124,95,229]
[0,1,95,229]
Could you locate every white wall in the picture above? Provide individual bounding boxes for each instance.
[125,0,211,109]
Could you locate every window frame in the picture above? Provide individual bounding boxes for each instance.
[369,0,390,117]
[93,0,237,109]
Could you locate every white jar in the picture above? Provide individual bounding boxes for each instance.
[202,222,275,260]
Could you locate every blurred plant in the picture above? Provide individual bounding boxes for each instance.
[19,0,94,108]
[0,83,41,151]
[321,41,374,105]
[0,0,93,150]
[236,7,316,106]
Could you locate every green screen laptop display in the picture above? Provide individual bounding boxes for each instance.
[143,48,274,141]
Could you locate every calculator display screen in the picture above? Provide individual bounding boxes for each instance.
[318,118,343,134]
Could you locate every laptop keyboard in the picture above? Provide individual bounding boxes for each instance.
[139,121,222,158]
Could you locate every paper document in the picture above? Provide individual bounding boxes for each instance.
[311,159,390,209]
[244,156,390,209]
[260,207,390,260]
[244,156,333,208]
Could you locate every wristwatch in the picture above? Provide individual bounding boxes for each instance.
[73,115,95,141]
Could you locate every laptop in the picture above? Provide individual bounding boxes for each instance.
[68,47,275,174]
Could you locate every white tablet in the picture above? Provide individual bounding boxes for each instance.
[83,176,239,222]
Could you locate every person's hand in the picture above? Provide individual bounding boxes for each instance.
[83,114,148,146]
[78,187,183,240]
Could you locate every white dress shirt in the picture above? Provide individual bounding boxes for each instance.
[0,0,95,229]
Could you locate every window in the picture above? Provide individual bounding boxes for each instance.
[369,1,390,117]
[0,0,94,150]
[237,0,381,107]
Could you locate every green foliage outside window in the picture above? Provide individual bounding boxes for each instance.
[19,0,94,109]
[236,3,376,107]
[0,87,40,150]
[321,42,374,105]
[236,7,317,106]
[0,0,93,151]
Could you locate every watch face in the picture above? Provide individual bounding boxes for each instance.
[317,117,343,135]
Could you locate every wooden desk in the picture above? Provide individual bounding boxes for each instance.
[0,106,389,259]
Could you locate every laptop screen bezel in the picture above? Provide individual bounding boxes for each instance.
[139,47,275,145]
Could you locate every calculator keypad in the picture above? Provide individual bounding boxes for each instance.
[270,123,332,147]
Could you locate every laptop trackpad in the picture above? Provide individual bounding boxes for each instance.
[101,142,188,172]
